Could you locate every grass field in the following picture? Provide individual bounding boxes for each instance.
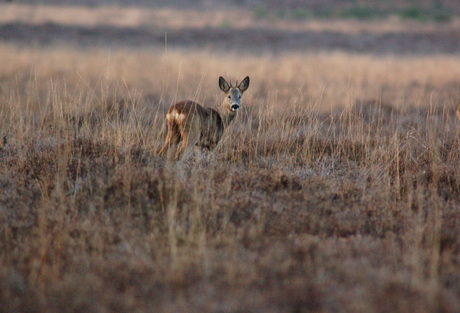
[1,3,460,313]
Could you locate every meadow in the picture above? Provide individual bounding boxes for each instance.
[1,3,460,313]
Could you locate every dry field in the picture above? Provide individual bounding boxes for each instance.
[1,3,460,313]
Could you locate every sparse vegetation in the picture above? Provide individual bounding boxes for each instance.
[0,2,460,312]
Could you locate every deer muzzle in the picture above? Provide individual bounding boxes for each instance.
[231,104,240,111]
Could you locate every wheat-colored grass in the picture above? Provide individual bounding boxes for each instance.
[0,43,459,312]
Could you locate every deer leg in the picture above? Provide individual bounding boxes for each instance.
[159,121,181,158]
[175,119,201,160]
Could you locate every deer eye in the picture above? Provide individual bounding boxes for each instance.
[228,95,231,99]
[239,95,241,99]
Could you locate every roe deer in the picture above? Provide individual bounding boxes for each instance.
[159,76,250,160]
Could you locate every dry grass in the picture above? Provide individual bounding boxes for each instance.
[0,43,460,312]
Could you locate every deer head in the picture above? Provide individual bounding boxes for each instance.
[219,76,250,112]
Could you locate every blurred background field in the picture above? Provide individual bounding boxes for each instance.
[1,1,460,53]
[0,1,460,313]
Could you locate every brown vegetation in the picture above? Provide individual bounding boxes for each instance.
[0,16,460,313]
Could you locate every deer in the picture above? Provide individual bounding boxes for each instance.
[159,76,250,160]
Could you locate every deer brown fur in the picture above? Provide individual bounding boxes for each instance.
[159,76,250,160]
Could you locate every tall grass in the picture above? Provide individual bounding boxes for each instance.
[0,44,459,312]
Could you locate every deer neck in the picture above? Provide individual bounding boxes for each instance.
[216,103,237,129]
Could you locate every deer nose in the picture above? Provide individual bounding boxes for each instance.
[231,104,239,111]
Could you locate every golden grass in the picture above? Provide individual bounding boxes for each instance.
[0,43,459,312]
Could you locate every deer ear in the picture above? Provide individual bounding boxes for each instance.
[238,76,250,93]
[219,76,231,93]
